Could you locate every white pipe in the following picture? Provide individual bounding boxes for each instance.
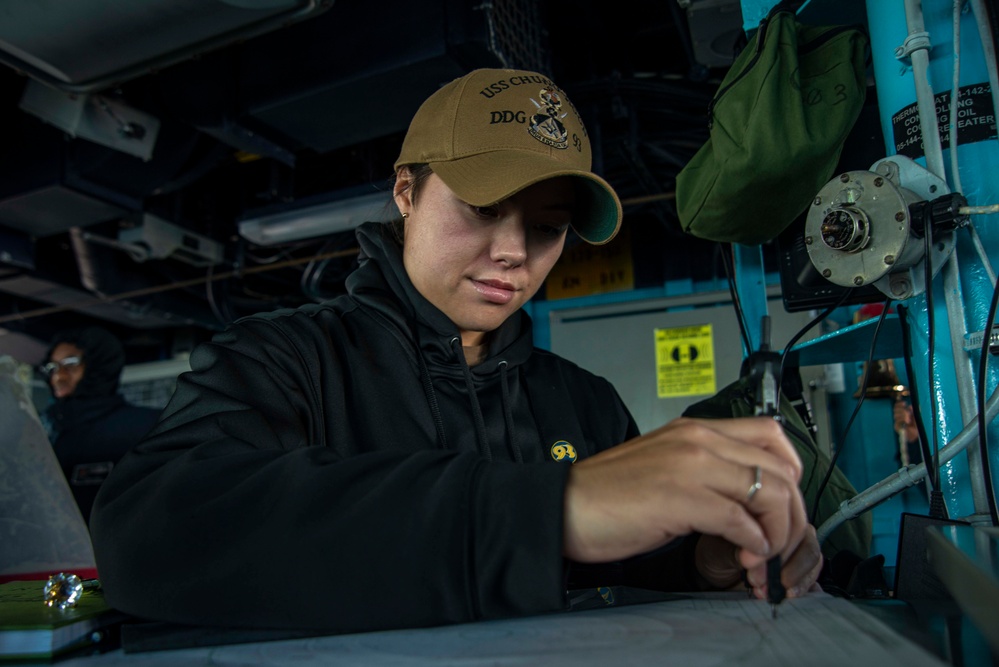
[969,0,999,134]
[967,224,998,286]
[903,0,948,180]
[943,252,991,513]
[963,1,998,285]
[949,0,964,193]
[816,380,999,543]
[962,204,999,215]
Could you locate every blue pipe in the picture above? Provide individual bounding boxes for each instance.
[867,0,999,520]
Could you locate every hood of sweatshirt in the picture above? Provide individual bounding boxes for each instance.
[345,221,535,376]
[343,222,540,461]
[45,326,125,399]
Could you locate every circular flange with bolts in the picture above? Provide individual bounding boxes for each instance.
[803,156,954,299]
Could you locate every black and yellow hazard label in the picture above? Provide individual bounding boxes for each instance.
[654,324,716,398]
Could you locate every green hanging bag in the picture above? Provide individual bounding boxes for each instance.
[676,4,869,245]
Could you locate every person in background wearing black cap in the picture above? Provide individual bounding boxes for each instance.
[91,69,821,636]
[41,326,161,525]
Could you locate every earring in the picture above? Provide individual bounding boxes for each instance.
[402,212,409,219]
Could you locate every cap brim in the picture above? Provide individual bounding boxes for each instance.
[429,151,623,245]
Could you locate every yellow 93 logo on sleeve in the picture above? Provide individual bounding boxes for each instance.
[550,440,577,463]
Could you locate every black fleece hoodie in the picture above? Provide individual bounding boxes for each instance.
[43,327,160,524]
[91,222,676,634]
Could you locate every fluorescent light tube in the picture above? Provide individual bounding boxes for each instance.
[238,190,395,246]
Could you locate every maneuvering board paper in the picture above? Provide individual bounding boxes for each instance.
[57,592,946,666]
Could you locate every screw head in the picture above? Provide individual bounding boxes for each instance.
[805,236,813,245]
[873,177,884,187]
[884,255,895,265]
[853,276,864,285]
[895,211,905,222]
[840,173,850,183]
[891,280,911,297]
[822,269,832,278]
[813,197,822,206]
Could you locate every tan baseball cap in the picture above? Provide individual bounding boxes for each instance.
[394,68,622,245]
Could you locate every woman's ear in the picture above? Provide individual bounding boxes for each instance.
[393,167,414,217]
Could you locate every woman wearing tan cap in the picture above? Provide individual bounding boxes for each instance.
[90,68,820,636]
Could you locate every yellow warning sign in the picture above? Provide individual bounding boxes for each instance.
[655,324,716,398]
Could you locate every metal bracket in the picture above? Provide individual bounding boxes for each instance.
[894,31,932,61]
[964,325,999,353]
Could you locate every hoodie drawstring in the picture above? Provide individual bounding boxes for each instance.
[412,324,449,449]
[497,361,524,463]
[414,331,521,462]
[449,337,493,461]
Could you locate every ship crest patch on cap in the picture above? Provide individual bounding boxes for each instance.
[528,88,568,150]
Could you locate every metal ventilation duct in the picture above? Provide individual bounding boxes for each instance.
[0,0,333,93]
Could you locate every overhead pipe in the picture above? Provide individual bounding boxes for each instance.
[818,379,999,543]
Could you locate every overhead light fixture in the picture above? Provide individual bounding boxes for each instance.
[237,189,395,246]
[20,81,160,161]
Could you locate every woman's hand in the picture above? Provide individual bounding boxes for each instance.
[563,417,808,576]
[695,528,824,598]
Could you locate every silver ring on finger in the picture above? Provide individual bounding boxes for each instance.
[746,465,763,502]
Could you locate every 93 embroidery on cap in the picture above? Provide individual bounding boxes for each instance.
[550,440,577,463]
[528,88,569,149]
